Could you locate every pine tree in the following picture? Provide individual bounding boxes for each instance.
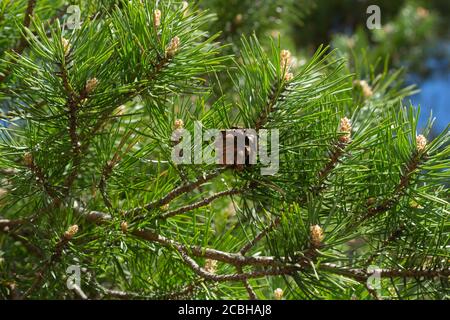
[0,0,448,300]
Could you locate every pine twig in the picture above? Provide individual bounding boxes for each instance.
[236,266,258,300]
[254,81,285,130]
[131,229,292,268]
[321,263,450,282]
[126,169,226,216]
[24,154,60,203]
[98,132,138,209]
[178,249,297,282]
[21,226,78,299]
[159,188,242,219]
[360,150,424,222]
[58,60,83,192]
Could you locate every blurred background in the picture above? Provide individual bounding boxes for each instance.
[204,0,450,135]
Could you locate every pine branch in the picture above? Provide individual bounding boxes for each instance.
[126,169,226,216]
[159,188,242,219]
[134,228,449,285]
[178,249,297,282]
[0,1,447,300]
[58,60,85,192]
[131,229,290,268]
[322,263,450,282]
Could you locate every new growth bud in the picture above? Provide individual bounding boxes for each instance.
[121,221,128,233]
[61,37,71,56]
[204,259,218,274]
[310,224,324,247]
[181,1,189,17]
[353,80,373,98]
[153,9,161,28]
[416,7,429,19]
[339,117,352,143]
[234,13,243,25]
[174,119,184,129]
[274,288,283,300]
[284,72,294,82]
[23,152,33,167]
[280,49,292,71]
[166,36,180,58]
[416,134,427,152]
[64,225,79,240]
[85,78,99,94]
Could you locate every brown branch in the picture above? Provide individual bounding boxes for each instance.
[134,228,450,284]
[132,222,450,295]
[132,229,291,268]
[178,249,297,282]
[321,263,450,282]
[58,59,83,192]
